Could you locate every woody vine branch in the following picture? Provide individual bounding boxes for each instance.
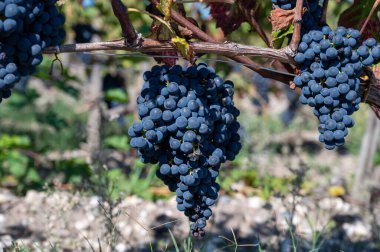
[42,0,380,108]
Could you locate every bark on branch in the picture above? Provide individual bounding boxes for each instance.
[289,0,304,52]
[42,39,380,108]
[110,0,139,44]
[146,0,296,83]
[43,39,292,63]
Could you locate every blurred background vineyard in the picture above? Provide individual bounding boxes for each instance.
[1,0,380,251]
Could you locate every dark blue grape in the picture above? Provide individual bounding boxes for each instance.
[162,110,173,122]
[164,98,176,110]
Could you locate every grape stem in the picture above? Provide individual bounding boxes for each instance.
[360,0,380,34]
[110,0,141,45]
[235,2,270,47]
[289,0,304,53]
[235,2,294,74]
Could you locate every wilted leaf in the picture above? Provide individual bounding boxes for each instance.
[360,19,380,41]
[209,0,259,35]
[271,24,294,49]
[149,186,171,197]
[148,18,178,66]
[270,7,295,31]
[154,51,178,66]
[157,0,173,21]
[171,36,194,63]
[328,186,346,197]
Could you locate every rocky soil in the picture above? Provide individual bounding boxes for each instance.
[1,189,379,252]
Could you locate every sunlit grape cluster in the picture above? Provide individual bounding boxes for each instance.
[0,0,65,102]
[294,26,380,149]
[128,63,242,236]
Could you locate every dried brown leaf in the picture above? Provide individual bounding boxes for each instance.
[270,7,295,31]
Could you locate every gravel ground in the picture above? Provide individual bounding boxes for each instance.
[1,189,379,252]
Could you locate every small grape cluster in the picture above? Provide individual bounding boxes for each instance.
[73,23,97,43]
[128,63,241,236]
[0,0,65,102]
[252,73,269,104]
[271,0,296,10]
[293,26,380,149]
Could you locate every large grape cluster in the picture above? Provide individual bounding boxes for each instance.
[293,26,380,149]
[0,0,65,102]
[128,63,241,236]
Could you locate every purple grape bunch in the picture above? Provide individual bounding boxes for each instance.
[128,63,242,236]
[293,26,380,149]
[0,0,65,102]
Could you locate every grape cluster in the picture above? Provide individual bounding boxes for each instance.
[0,0,65,102]
[73,23,97,43]
[271,0,295,10]
[128,63,241,236]
[293,26,380,149]
[252,73,269,104]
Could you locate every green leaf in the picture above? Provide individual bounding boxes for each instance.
[104,89,128,103]
[7,151,29,178]
[271,24,294,49]
[0,135,31,149]
[26,169,41,183]
[168,229,180,252]
[104,135,130,151]
[157,0,173,21]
